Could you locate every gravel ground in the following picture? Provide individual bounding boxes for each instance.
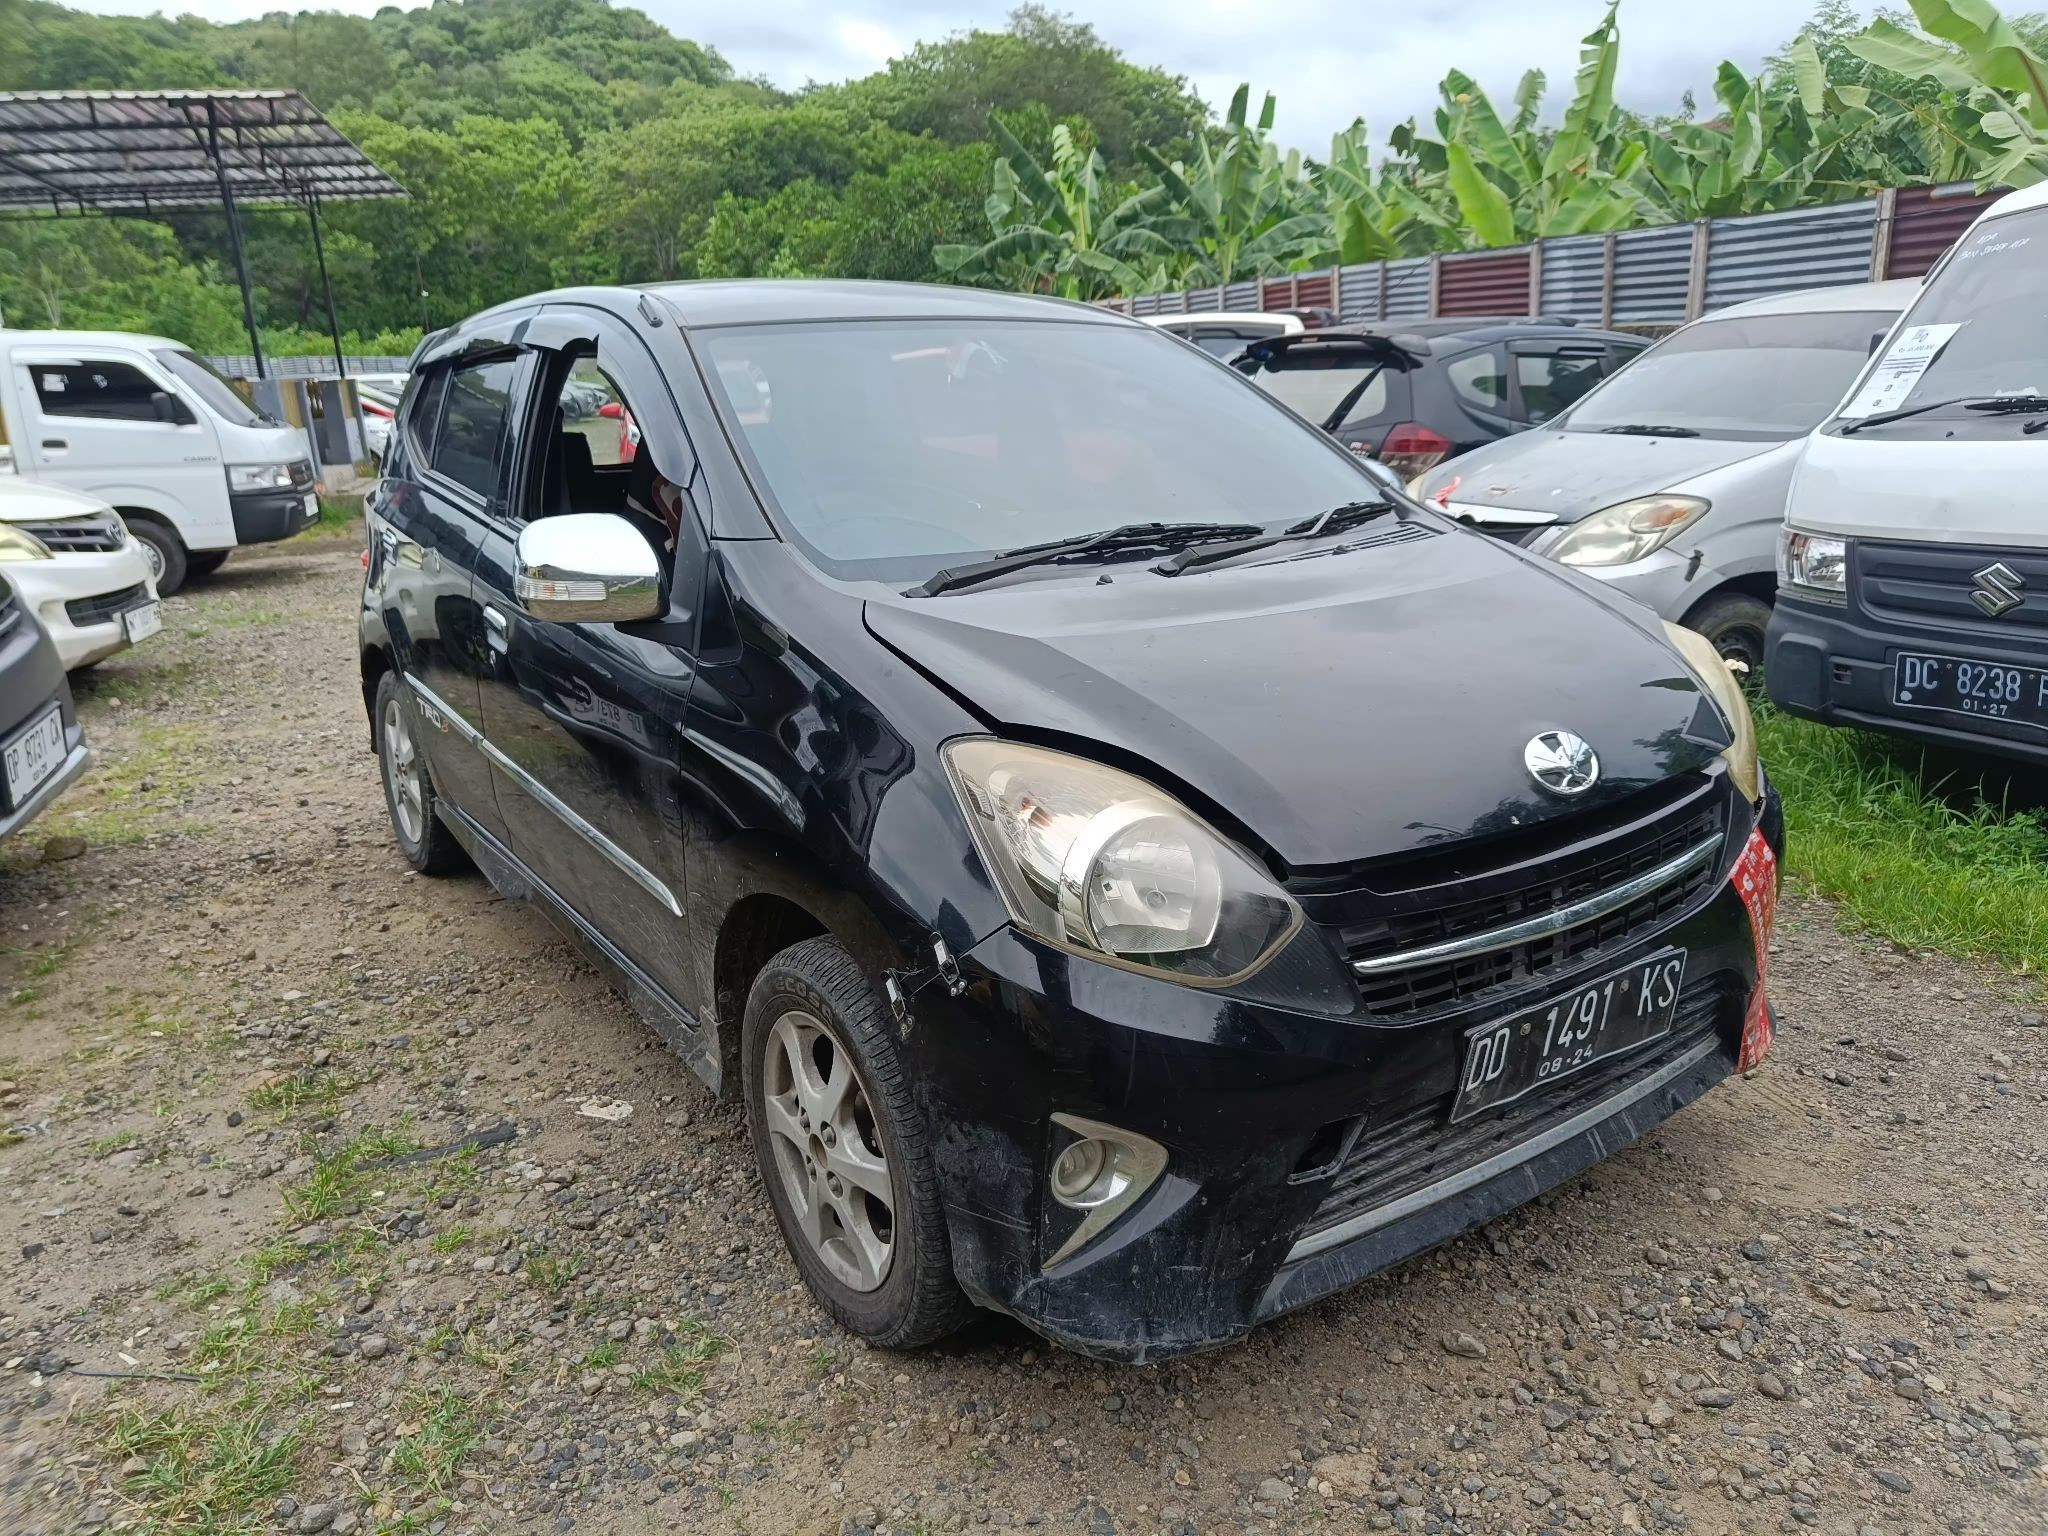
[1,534,2044,1536]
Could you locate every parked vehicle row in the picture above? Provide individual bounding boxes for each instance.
[363,278,1781,1361]
[0,566,90,844]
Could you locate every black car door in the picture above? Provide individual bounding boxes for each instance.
[470,308,701,1014]
[366,355,517,844]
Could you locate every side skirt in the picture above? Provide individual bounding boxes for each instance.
[436,800,724,1097]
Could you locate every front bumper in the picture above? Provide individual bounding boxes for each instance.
[230,488,321,546]
[907,783,1783,1362]
[3,543,159,670]
[1767,593,2048,763]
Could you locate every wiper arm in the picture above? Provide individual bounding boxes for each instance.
[1840,394,2048,436]
[911,521,1264,597]
[1153,500,1395,577]
[1597,423,1701,438]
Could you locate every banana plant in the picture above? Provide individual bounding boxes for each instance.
[1635,44,1888,218]
[935,118,1189,299]
[1847,0,2048,187]
[1318,120,1456,261]
[1137,85,1333,282]
[1396,4,1661,247]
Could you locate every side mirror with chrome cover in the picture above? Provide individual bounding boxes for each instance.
[513,513,663,623]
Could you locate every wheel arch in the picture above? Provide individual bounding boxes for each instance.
[360,641,394,752]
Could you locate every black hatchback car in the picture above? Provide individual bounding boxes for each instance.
[360,280,1781,1361]
[1232,319,1648,481]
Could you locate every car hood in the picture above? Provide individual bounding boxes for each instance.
[864,522,1726,869]
[1425,429,1782,522]
[0,477,116,523]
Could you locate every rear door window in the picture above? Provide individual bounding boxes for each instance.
[1446,349,1510,413]
[431,357,518,500]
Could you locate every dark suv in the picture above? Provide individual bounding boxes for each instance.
[1232,318,1648,480]
[360,280,1780,1361]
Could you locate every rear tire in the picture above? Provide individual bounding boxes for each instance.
[186,550,230,579]
[373,670,468,876]
[125,517,188,596]
[1682,592,1772,676]
[742,937,973,1350]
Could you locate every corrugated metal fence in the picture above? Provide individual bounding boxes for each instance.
[1108,184,2001,328]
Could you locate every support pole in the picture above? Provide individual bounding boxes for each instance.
[207,103,265,378]
[306,188,346,378]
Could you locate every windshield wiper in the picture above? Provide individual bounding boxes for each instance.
[911,521,1265,598]
[1153,500,1396,577]
[1597,423,1701,438]
[1840,394,2048,436]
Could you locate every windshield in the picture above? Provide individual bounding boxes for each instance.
[1236,348,1383,426]
[155,349,271,427]
[1834,203,2048,423]
[1562,310,1893,440]
[696,319,1384,581]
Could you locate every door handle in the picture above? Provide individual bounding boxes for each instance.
[483,605,507,632]
[40,439,67,451]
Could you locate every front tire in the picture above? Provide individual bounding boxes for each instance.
[373,671,468,875]
[742,937,972,1349]
[1683,592,1772,676]
[126,518,187,596]
[186,550,230,579]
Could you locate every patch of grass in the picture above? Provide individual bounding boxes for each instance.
[87,1129,140,1157]
[248,1070,346,1116]
[1761,707,2048,978]
[582,1341,622,1369]
[40,722,212,846]
[106,1405,303,1534]
[388,1384,484,1493]
[313,496,362,535]
[428,1225,473,1254]
[634,1323,724,1397]
[71,656,199,710]
[804,1339,837,1380]
[526,1250,585,1297]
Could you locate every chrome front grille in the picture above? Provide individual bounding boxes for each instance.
[1302,775,1730,1019]
[16,513,125,553]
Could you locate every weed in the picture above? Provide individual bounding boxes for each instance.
[86,1129,140,1157]
[248,1071,346,1116]
[582,1340,622,1369]
[106,1405,303,1533]
[526,1250,585,1297]
[428,1226,473,1254]
[634,1323,724,1397]
[804,1339,837,1380]
[388,1384,484,1492]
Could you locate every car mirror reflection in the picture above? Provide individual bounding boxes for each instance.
[513,512,663,623]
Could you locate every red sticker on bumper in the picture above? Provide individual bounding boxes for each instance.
[1732,827,1779,1071]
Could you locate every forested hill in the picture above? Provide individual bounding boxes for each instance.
[0,0,1208,353]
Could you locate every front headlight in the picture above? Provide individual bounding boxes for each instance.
[1546,496,1710,567]
[1779,527,1847,602]
[226,461,299,492]
[1663,620,1760,804]
[942,739,1302,983]
[0,525,52,562]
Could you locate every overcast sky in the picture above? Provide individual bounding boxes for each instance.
[68,0,1861,153]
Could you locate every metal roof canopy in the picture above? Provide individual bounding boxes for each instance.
[0,90,409,378]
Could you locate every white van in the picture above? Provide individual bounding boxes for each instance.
[0,331,318,594]
[1767,182,2048,764]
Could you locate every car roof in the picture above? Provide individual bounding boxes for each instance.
[1703,278,1920,321]
[1145,311,1302,327]
[1307,317,1636,344]
[0,328,186,351]
[642,280,1129,329]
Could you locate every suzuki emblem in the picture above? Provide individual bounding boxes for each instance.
[1971,561,2025,618]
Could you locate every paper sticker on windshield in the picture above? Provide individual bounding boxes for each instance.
[1838,322,1964,418]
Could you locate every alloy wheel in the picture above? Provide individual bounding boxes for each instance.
[760,1009,895,1292]
[381,695,424,845]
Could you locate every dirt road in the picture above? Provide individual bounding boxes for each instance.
[2,534,2043,1536]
